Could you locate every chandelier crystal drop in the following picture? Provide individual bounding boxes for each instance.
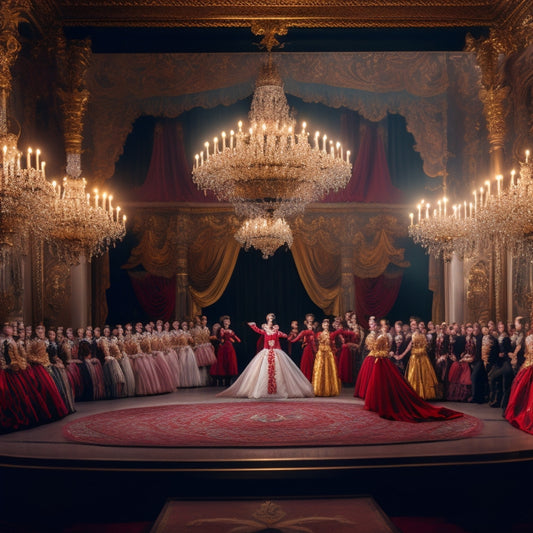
[192,56,352,220]
[234,216,293,259]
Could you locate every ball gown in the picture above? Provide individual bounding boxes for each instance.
[447,336,476,402]
[336,328,360,384]
[290,329,316,382]
[112,338,136,396]
[505,334,533,434]
[210,328,240,378]
[312,330,341,397]
[354,330,377,399]
[191,325,217,385]
[175,331,203,388]
[365,334,463,422]
[218,324,314,399]
[405,331,441,400]
[99,338,127,398]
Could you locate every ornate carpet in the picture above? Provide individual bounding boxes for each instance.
[62,401,482,448]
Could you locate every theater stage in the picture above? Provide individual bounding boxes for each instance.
[1,388,532,531]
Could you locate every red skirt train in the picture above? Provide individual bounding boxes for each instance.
[365,357,463,422]
[354,355,375,398]
[27,364,69,420]
[504,366,533,434]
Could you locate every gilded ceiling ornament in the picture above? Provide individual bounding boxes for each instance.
[250,20,288,51]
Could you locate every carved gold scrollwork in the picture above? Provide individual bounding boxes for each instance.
[250,20,288,51]
[466,260,490,324]
[55,35,92,156]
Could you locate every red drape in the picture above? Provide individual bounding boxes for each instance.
[323,120,403,203]
[134,120,217,202]
[128,271,176,321]
[354,273,403,329]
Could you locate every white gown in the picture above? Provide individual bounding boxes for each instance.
[218,325,314,399]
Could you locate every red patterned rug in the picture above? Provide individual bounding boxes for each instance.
[62,401,482,448]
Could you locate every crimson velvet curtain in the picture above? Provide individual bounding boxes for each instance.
[128,271,176,322]
[354,273,403,329]
[323,117,403,203]
[134,120,216,202]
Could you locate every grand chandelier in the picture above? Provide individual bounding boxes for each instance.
[193,56,351,219]
[46,174,126,265]
[235,215,293,259]
[1,129,56,251]
[408,197,475,261]
[408,150,533,261]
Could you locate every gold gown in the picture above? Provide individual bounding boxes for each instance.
[405,331,440,400]
[312,331,341,397]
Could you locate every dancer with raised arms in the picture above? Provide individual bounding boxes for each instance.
[218,313,314,399]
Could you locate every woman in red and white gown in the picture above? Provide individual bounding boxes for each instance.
[365,332,463,422]
[218,313,314,399]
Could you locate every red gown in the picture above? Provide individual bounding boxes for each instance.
[291,329,316,382]
[354,331,377,398]
[364,335,463,422]
[336,329,359,384]
[210,328,240,377]
[505,340,533,434]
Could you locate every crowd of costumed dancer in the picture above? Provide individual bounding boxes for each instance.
[2,311,533,434]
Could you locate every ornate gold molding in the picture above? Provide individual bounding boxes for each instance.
[55,35,92,156]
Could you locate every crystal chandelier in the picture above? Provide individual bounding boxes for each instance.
[408,150,533,261]
[408,197,475,261]
[234,215,293,259]
[46,174,126,265]
[193,56,351,220]
[1,127,56,252]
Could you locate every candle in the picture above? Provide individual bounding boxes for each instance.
[346,150,350,163]
[469,202,473,217]
[41,161,45,178]
[479,187,484,207]
[302,121,307,134]
[511,169,516,187]
[27,147,32,169]
[409,213,414,226]
[322,134,327,152]
[116,206,121,222]
[194,154,199,168]
[453,205,457,218]
[103,192,108,211]
[457,204,461,219]
[86,193,90,205]
[205,142,209,160]
[425,203,430,219]
[496,174,502,197]
[213,137,218,154]
[95,193,99,208]
[443,197,447,216]
[464,200,467,216]
[314,132,319,150]
[230,130,234,150]
[238,120,243,132]
[417,203,421,222]
[200,151,204,165]
[221,131,226,151]
[485,180,491,200]
[36,149,40,171]
[526,150,530,163]
[123,214,126,224]
[473,190,477,212]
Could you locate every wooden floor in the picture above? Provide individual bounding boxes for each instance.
[1,387,532,532]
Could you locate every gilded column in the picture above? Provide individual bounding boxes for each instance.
[0,1,29,323]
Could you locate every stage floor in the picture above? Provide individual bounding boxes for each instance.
[1,387,533,532]
[1,387,532,470]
